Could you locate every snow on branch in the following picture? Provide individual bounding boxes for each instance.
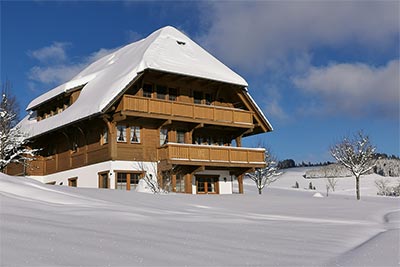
[0,93,38,172]
[330,131,376,200]
[246,149,282,195]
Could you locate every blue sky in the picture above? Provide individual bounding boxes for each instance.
[1,1,399,163]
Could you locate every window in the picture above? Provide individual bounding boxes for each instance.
[217,137,224,146]
[196,176,218,194]
[102,127,108,145]
[130,126,141,143]
[162,171,172,192]
[47,144,56,156]
[194,136,202,145]
[176,174,185,193]
[193,91,203,104]
[116,172,142,191]
[143,84,153,98]
[169,88,177,101]
[98,172,109,189]
[177,131,185,144]
[156,85,167,100]
[116,173,127,190]
[117,125,127,142]
[68,177,77,187]
[205,93,212,105]
[70,132,80,153]
[160,128,168,146]
[130,173,140,190]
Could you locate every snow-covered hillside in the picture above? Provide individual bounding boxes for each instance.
[251,167,400,197]
[1,170,399,266]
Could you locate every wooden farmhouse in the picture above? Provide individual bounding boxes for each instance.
[6,26,273,194]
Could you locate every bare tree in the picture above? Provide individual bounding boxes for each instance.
[325,177,338,197]
[246,149,282,195]
[137,161,170,194]
[330,131,376,200]
[0,92,38,172]
[374,178,391,196]
[327,177,338,191]
[2,80,19,122]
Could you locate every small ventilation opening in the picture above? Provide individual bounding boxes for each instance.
[176,40,186,45]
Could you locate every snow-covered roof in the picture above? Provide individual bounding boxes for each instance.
[19,26,269,138]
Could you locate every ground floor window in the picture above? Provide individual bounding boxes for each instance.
[196,176,219,194]
[161,171,172,192]
[98,172,109,189]
[116,172,142,191]
[176,174,185,193]
[68,177,77,187]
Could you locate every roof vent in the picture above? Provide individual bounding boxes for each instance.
[176,40,186,45]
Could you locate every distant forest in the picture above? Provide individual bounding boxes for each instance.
[278,153,400,169]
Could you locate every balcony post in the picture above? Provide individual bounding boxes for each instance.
[238,174,244,194]
[235,135,242,147]
[185,174,192,194]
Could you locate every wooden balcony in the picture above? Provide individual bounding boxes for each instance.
[158,143,266,168]
[117,95,254,128]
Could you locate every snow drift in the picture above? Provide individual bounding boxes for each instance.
[1,169,399,266]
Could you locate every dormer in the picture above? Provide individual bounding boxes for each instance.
[34,85,83,121]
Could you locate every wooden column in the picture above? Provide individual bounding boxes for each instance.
[235,135,242,147]
[105,120,117,160]
[172,174,177,192]
[238,174,244,194]
[185,174,192,194]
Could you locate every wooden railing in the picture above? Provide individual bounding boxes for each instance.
[118,95,254,126]
[158,143,265,167]
[24,145,109,176]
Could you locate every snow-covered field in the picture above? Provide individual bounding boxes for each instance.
[1,168,399,266]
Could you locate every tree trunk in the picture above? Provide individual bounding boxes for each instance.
[356,175,360,200]
[258,188,262,195]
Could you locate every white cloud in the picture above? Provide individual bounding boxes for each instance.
[260,86,289,121]
[292,60,399,118]
[199,1,399,72]
[28,42,69,63]
[28,65,84,84]
[28,44,117,85]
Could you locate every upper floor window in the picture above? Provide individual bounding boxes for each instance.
[130,126,141,143]
[102,127,108,145]
[177,131,185,144]
[143,84,153,98]
[117,125,127,142]
[156,85,167,100]
[193,91,202,104]
[160,128,168,146]
[169,88,177,101]
[205,93,213,105]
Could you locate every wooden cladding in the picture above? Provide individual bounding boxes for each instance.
[117,95,254,127]
[158,143,265,168]
[25,145,110,176]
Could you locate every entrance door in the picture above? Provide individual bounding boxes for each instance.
[196,176,219,194]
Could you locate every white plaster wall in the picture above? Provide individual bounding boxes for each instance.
[191,170,233,194]
[27,160,157,189]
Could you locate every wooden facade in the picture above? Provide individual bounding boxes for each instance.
[6,70,270,194]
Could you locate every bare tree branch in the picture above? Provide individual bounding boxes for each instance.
[330,131,376,200]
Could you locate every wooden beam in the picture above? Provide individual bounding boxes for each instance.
[191,165,205,174]
[158,119,172,128]
[112,112,126,123]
